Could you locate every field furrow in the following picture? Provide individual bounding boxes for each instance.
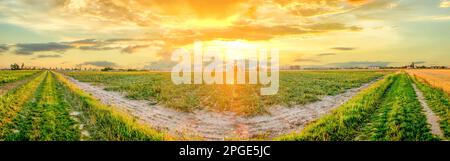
[279,73,438,141]
[0,71,47,138]
[2,72,80,141]
[358,74,435,141]
[0,71,40,96]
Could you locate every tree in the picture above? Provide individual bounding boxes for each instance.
[21,63,25,70]
[10,63,20,70]
[101,67,114,71]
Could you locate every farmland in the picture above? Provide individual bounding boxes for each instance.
[0,70,40,95]
[64,70,389,115]
[408,70,450,140]
[278,72,447,141]
[0,70,38,85]
[407,70,450,94]
[0,71,165,141]
[1,69,450,141]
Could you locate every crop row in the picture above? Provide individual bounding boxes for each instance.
[65,70,390,115]
[0,71,166,141]
[0,71,47,138]
[0,70,39,85]
[411,76,450,139]
[278,73,438,141]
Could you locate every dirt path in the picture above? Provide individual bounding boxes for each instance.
[412,83,444,138]
[66,76,377,140]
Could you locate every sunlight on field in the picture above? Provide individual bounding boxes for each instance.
[0,70,38,85]
[407,70,450,94]
[65,70,391,115]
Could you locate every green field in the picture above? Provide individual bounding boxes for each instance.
[278,73,444,141]
[0,70,38,85]
[412,76,450,140]
[1,70,450,141]
[65,70,389,115]
[0,71,165,141]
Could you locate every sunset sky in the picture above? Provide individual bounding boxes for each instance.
[0,0,449,69]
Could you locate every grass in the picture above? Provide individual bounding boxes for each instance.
[1,71,80,141]
[357,74,435,141]
[0,70,166,141]
[64,70,390,115]
[407,70,450,94]
[0,70,38,86]
[277,73,395,141]
[277,73,437,141]
[53,71,166,141]
[411,75,450,140]
[2,69,445,141]
[0,71,47,138]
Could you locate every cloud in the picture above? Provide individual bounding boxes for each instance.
[8,38,166,56]
[326,61,392,67]
[144,61,178,71]
[78,46,121,51]
[121,45,150,54]
[68,39,99,46]
[0,44,9,53]
[294,58,320,62]
[79,61,117,67]
[318,53,336,56]
[278,0,372,17]
[67,39,120,51]
[307,23,362,31]
[161,23,362,47]
[36,54,62,58]
[0,0,369,39]
[14,42,73,55]
[331,47,356,51]
[440,0,450,8]
[408,15,450,21]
